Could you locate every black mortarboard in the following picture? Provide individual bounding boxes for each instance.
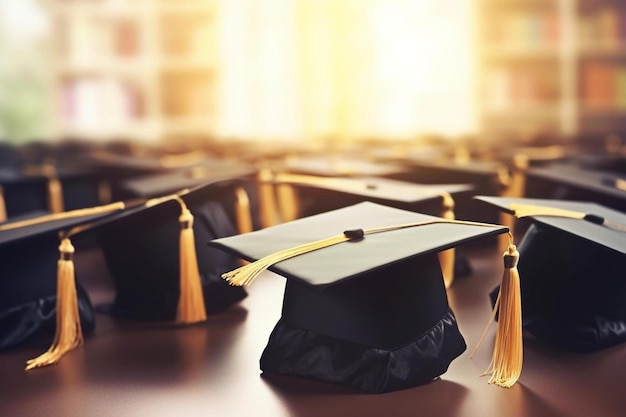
[118,162,259,233]
[263,173,475,287]
[524,163,626,212]
[475,196,626,353]
[267,173,472,219]
[80,148,224,201]
[0,202,127,367]
[209,202,511,393]
[378,157,512,224]
[95,181,248,322]
[281,154,409,178]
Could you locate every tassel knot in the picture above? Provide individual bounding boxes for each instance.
[179,208,194,229]
[503,245,519,268]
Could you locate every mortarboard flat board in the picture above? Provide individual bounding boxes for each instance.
[475,196,626,353]
[118,162,259,233]
[209,202,510,393]
[80,148,223,201]
[281,154,410,178]
[265,174,475,286]
[268,173,473,219]
[377,156,512,224]
[524,163,626,212]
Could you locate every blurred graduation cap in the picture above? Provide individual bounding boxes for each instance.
[256,155,410,228]
[0,202,127,368]
[209,202,519,392]
[475,196,626,353]
[81,148,224,201]
[375,154,512,224]
[524,163,626,212]
[267,173,472,220]
[263,173,475,287]
[1,180,249,370]
[96,181,248,322]
[118,162,259,233]
[281,155,409,178]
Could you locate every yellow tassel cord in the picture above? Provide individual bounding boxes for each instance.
[223,233,353,287]
[509,203,626,232]
[25,238,82,370]
[476,243,523,388]
[222,219,504,288]
[0,202,126,232]
[234,186,254,234]
[0,185,7,223]
[175,197,207,325]
[47,176,64,214]
[438,192,456,289]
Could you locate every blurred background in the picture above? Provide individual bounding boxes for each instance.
[0,0,625,149]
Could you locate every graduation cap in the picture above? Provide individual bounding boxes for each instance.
[0,202,127,369]
[376,156,512,224]
[267,173,472,219]
[281,154,409,178]
[1,180,248,370]
[262,172,474,287]
[475,196,626,353]
[118,162,258,234]
[209,202,520,392]
[524,163,626,212]
[96,183,248,323]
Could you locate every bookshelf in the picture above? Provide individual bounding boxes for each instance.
[476,0,626,143]
[44,0,219,143]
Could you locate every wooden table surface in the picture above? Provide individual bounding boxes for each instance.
[1,247,624,417]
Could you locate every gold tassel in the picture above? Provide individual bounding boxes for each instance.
[234,186,254,234]
[0,185,7,223]
[481,244,523,388]
[509,203,626,232]
[222,233,355,287]
[276,183,300,223]
[26,238,82,370]
[175,198,207,325]
[223,219,505,287]
[438,192,456,289]
[258,168,279,228]
[47,176,64,214]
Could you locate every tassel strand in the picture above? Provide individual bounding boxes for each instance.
[25,238,83,370]
[481,243,523,388]
[175,198,207,325]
